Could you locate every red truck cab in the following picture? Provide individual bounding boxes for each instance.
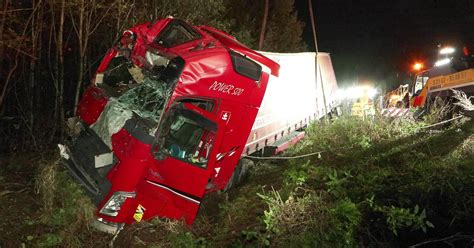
[59,18,279,233]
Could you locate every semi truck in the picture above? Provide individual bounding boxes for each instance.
[58,17,339,234]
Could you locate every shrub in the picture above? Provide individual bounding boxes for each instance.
[257,187,361,247]
[279,113,474,246]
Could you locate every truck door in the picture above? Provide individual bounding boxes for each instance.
[136,102,222,224]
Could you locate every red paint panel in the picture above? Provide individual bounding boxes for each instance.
[412,95,424,107]
[76,86,108,125]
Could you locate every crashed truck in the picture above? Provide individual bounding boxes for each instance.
[59,17,339,234]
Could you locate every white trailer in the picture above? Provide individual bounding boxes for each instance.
[244,52,340,155]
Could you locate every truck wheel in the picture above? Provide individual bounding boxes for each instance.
[224,158,254,192]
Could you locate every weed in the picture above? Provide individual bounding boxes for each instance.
[256,186,361,247]
[2,104,472,247]
[37,233,62,247]
[325,169,351,197]
[35,158,59,213]
[330,198,361,245]
[240,229,271,246]
[34,155,97,247]
[367,196,434,236]
[422,97,455,124]
[279,113,473,246]
[283,161,310,187]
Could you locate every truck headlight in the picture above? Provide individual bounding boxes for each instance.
[99,191,136,217]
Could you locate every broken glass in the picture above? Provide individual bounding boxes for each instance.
[92,76,172,148]
[117,77,170,123]
[90,46,183,148]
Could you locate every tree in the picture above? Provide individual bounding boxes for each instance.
[0,0,41,112]
[68,0,116,112]
[226,0,307,52]
[261,0,306,52]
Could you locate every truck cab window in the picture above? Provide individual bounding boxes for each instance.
[155,20,201,48]
[414,73,429,95]
[179,99,215,112]
[156,105,217,168]
[229,50,262,81]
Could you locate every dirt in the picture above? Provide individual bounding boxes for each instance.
[0,157,44,247]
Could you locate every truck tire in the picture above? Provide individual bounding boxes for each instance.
[224,158,254,191]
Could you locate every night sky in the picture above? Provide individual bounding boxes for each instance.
[296,0,474,89]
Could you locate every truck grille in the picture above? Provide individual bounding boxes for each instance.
[62,125,115,205]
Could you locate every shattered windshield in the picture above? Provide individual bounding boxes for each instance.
[91,76,172,148]
[91,49,184,148]
[117,77,170,123]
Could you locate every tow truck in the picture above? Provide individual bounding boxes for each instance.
[58,18,339,234]
[382,46,474,117]
[412,46,474,109]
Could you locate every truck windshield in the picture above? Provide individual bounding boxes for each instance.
[117,77,169,123]
[91,76,171,147]
[155,106,217,168]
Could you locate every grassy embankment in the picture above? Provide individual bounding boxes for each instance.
[1,111,473,247]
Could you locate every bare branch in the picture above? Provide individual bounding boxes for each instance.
[409,233,474,248]
[0,0,10,59]
[0,0,43,110]
[68,3,79,36]
[89,1,118,35]
[4,43,39,59]
[0,7,34,13]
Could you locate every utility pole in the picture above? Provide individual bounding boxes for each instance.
[259,0,269,50]
[308,0,328,118]
[308,0,319,53]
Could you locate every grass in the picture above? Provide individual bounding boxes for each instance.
[275,114,474,247]
[1,111,473,247]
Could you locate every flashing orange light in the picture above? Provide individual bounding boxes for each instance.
[413,62,423,71]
